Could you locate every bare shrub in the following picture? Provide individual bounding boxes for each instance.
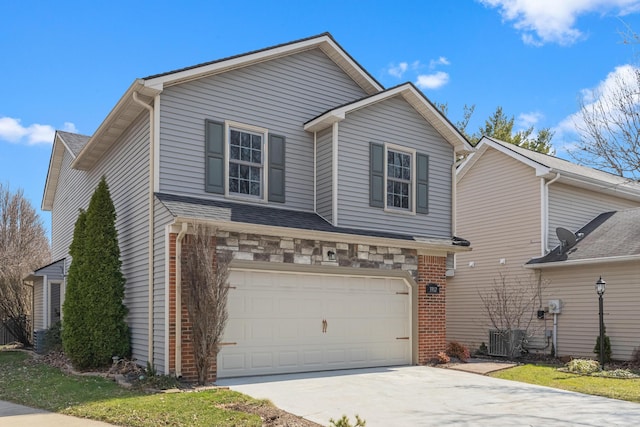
[182,224,232,385]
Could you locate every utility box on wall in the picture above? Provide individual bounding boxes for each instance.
[548,300,562,314]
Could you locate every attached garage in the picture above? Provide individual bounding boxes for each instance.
[217,269,413,378]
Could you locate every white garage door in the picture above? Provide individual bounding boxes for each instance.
[217,270,411,378]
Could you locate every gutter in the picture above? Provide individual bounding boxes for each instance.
[132,91,156,367]
[524,254,640,269]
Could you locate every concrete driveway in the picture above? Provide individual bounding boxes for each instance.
[218,366,640,426]
[0,400,115,427]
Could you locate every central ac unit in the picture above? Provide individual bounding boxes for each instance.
[488,329,525,357]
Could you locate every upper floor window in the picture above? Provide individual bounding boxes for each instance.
[370,142,429,215]
[205,119,286,203]
[229,128,263,197]
[387,149,412,210]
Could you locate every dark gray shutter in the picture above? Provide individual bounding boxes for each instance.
[268,134,286,203]
[370,142,384,207]
[416,152,429,214]
[205,120,225,194]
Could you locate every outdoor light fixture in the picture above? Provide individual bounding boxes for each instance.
[595,276,606,368]
[327,250,336,261]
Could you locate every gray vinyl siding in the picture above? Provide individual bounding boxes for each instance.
[336,95,453,238]
[158,48,367,212]
[153,198,174,372]
[448,148,542,350]
[548,183,640,249]
[33,278,44,331]
[316,127,333,223]
[49,114,153,367]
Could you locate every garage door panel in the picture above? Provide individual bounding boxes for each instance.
[218,271,411,378]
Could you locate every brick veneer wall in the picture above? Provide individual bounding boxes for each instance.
[416,255,447,363]
[168,230,448,381]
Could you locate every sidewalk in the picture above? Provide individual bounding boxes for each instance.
[0,400,116,427]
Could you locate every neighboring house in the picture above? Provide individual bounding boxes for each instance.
[30,33,473,380]
[448,136,640,358]
[525,207,640,360]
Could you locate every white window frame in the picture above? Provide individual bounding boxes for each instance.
[224,120,269,203]
[384,143,416,216]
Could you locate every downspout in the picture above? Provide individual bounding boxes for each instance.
[313,131,317,213]
[451,155,465,236]
[132,91,155,366]
[541,172,561,254]
[174,222,189,377]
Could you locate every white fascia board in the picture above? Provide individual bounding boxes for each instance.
[524,254,640,269]
[456,143,487,182]
[552,170,640,201]
[144,35,383,94]
[170,216,470,255]
[480,138,551,177]
[42,134,70,211]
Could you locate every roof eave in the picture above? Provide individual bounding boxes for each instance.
[171,215,471,256]
[144,34,383,95]
[524,253,640,269]
[42,132,76,211]
[71,81,161,171]
[305,83,473,153]
[550,169,640,201]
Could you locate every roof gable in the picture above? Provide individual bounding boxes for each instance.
[42,131,90,211]
[70,33,384,172]
[304,83,473,154]
[458,136,640,201]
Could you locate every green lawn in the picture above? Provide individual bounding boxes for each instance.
[0,350,263,426]
[490,364,640,403]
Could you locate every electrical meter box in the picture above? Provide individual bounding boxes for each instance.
[548,299,562,314]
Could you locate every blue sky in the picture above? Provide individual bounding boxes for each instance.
[2,0,640,239]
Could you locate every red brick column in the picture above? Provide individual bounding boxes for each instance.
[417,255,447,364]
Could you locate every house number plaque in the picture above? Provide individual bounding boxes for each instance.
[426,283,440,294]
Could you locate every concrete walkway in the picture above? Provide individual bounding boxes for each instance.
[0,400,115,427]
[218,365,640,426]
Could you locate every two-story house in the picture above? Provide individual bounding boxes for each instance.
[448,136,640,359]
[30,33,473,380]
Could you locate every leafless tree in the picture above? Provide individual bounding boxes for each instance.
[572,63,640,180]
[479,273,545,356]
[0,184,50,344]
[182,224,231,385]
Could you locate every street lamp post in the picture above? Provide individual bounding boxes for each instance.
[595,276,606,368]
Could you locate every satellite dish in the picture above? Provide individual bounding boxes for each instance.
[556,227,577,252]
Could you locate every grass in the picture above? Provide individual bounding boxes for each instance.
[0,350,263,426]
[490,364,640,403]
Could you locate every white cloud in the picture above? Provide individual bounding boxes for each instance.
[479,0,640,45]
[518,111,543,128]
[387,62,408,78]
[415,72,450,90]
[0,116,78,145]
[429,56,450,69]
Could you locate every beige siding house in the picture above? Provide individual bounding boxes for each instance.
[448,137,640,358]
[526,208,640,360]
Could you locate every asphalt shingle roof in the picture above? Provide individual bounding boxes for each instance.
[485,137,640,190]
[527,208,640,264]
[155,192,452,243]
[57,131,91,157]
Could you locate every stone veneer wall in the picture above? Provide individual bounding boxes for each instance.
[216,231,419,278]
[168,230,448,381]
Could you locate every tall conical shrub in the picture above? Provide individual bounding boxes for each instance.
[62,176,130,369]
